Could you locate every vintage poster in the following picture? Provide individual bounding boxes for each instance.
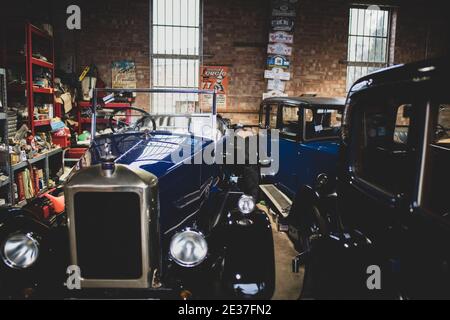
[200,66,229,109]
[111,60,137,89]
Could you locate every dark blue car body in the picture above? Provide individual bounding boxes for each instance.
[258,97,345,242]
[0,89,275,300]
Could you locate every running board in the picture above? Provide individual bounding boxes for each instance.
[259,184,292,218]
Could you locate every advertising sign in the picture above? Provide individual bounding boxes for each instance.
[200,66,229,109]
[268,79,286,92]
[112,60,137,89]
[263,90,288,100]
[269,31,294,44]
[267,55,290,69]
[264,68,291,81]
[268,43,293,56]
[271,17,294,32]
[272,0,297,17]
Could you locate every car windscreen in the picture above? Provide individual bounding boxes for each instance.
[304,107,342,140]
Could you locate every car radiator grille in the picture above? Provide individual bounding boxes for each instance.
[74,192,142,279]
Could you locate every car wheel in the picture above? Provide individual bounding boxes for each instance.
[298,204,327,299]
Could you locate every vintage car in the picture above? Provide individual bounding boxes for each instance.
[257,97,345,247]
[0,89,275,299]
[296,58,450,299]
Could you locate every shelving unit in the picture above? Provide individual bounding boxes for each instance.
[76,101,132,133]
[26,23,59,134]
[2,23,65,207]
[10,147,63,206]
[0,68,12,206]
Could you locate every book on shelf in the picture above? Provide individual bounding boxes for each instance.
[15,167,46,202]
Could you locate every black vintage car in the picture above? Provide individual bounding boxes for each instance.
[297,58,450,299]
[0,89,275,299]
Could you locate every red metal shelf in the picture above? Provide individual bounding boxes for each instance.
[34,119,51,127]
[32,86,54,94]
[31,57,53,69]
[80,118,110,124]
[26,23,55,134]
[29,24,52,40]
[77,101,132,108]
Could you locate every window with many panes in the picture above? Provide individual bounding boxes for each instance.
[151,0,201,113]
[347,5,392,90]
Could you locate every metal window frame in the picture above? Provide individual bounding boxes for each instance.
[149,0,203,113]
[347,5,394,89]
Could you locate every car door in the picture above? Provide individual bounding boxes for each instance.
[274,104,303,198]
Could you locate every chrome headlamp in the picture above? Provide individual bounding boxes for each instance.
[1,233,40,270]
[238,195,255,215]
[169,230,208,267]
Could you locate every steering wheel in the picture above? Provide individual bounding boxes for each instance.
[108,107,156,133]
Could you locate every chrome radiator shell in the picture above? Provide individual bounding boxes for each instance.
[64,163,159,289]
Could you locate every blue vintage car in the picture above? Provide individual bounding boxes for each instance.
[0,89,275,299]
[258,97,345,248]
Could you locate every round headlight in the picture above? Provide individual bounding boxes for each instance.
[2,233,40,270]
[238,195,255,214]
[169,230,208,267]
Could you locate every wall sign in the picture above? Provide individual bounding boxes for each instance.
[264,68,291,81]
[272,1,297,17]
[268,43,292,56]
[263,90,288,100]
[271,17,294,32]
[200,66,229,109]
[267,55,290,69]
[268,79,286,92]
[112,60,137,89]
[269,31,294,44]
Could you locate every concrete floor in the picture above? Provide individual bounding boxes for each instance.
[258,205,305,300]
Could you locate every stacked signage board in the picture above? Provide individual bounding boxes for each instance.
[264,0,298,100]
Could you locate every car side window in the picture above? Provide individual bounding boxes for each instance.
[393,105,411,144]
[353,98,418,195]
[260,104,277,128]
[304,108,342,140]
[422,104,450,218]
[434,104,450,146]
[279,106,301,138]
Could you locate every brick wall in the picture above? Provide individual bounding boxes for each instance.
[53,0,151,109]
[4,0,449,125]
[203,0,450,124]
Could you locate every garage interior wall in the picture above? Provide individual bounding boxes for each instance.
[1,0,449,124]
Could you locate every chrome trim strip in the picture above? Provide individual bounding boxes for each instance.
[417,101,431,207]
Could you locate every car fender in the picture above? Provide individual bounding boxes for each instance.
[220,209,275,299]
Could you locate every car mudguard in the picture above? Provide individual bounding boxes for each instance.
[220,208,275,300]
